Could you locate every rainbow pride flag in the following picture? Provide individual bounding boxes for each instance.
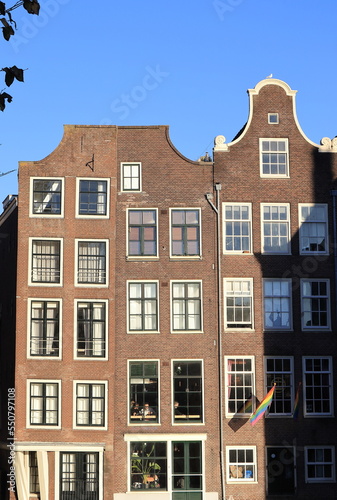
[249,384,276,426]
[293,382,302,420]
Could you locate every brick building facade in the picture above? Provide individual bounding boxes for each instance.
[0,78,337,499]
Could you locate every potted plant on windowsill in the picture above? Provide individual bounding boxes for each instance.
[131,445,161,489]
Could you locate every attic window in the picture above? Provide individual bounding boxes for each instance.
[268,113,279,124]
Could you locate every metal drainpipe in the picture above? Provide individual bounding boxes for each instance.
[330,190,337,324]
[206,183,225,500]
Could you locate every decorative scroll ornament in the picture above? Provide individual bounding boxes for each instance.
[214,135,228,151]
[319,137,337,152]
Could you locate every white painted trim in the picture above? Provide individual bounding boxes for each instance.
[73,299,109,360]
[75,177,110,219]
[222,202,253,254]
[263,355,294,416]
[170,279,204,333]
[224,355,255,418]
[29,177,65,218]
[126,280,160,334]
[126,207,159,258]
[171,358,205,425]
[262,279,293,331]
[260,202,291,255]
[121,162,142,193]
[298,203,329,255]
[72,380,108,430]
[223,278,254,331]
[169,207,202,258]
[27,298,62,360]
[28,237,64,287]
[74,238,109,288]
[128,359,161,426]
[26,379,62,429]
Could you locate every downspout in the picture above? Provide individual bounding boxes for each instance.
[205,182,225,500]
[330,190,337,324]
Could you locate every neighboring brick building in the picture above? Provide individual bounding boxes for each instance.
[0,78,337,500]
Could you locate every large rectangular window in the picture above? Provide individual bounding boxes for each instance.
[305,446,335,483]
[224,279,253,329]
[261,204,290,254]
[129,361,159,423]
[301,279,330,330]
[31,178,62,215]
[263,279,292,330]
[60,452,99,499]
[76,301,106,358]
[128,282,158,332]
[264,357,293,415]
[29,381,59,426]
[170,209,201,257]
[76,240,107,285]
[303,357,333,416]
[226,357,254,416]
[173,361,203,423]
[227,446,256,482]
[130,442,167,490]
[30,300,60,357]
[171,281,202,332]
[122,162,141,192]
[78,179,108,216]
[75,382,106,428]
[223,203,251,253]
[31,239,61,284]
[299,204,328,254]
[128,209,157,257]
[260,139,289,176]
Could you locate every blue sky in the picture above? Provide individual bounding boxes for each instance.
[0,0,336,203]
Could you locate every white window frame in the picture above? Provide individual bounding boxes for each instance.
[303,356,333,417]
[171,359,204,425]
[128,359,160,426]
[299,204,329,255]
[264,356,294,417]
[259,138,289,177]
[75,239,109,287]
[30,177,64,218]
[268,113,279,124]
[74,299,108,360]
[170,280,203,333]
[27,379,61,429]
[169,207,202,258]
[301,279,330,330]
[121,162,142,192]
[28,237,63,287]
[225,356,255,417]
[124,433,206,494]
[27,298,62,360]
[126,208,158,259]
[226,446,257,483]
[263,279,292,330]
[305,446,336,483]
[75,178,110,219]
[127,280,159,334]
[73,380,108,430]
[224,278,254,330]
[222,203,252,254]
[261,203,291,254]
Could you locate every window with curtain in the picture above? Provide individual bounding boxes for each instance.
[29,382,59,426]
[226,357,254,416]
[75,383,106,427]
[128,282,158,332]
[171,281,202,332]
[78,179,108,216]
[77,241,107,284]
[30,300,60,356]
[77,301,106,357]
[31,239,61,283]
[60,452,99,498]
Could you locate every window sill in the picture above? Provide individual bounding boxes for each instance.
[126,256,159,261]
[169,256,203,261]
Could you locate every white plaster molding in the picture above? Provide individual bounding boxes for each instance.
[213,135,228,151]
[319,137,337,153]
